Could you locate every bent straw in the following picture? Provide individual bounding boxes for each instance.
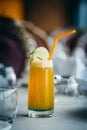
[48,29,76,60]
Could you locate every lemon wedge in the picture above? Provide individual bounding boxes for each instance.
[29,47,49,61]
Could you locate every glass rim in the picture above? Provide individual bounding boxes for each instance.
[31,59,53,62]
[30,60,53,68]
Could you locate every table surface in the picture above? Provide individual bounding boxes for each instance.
[12,86,87,130]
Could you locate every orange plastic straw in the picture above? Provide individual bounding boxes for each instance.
[48,29,76,60]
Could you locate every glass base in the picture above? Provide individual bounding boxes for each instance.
[28,109,54,118]
[0,114,16,124]
[0,120,12,130]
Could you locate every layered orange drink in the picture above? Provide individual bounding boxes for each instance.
[28,47,54,117]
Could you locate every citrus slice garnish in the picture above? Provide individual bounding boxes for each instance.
[29,47,49,61]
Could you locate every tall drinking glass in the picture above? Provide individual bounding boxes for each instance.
[28,60,54,117]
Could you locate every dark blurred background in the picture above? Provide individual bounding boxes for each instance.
[0,0,87,33]
[0,0,87,80]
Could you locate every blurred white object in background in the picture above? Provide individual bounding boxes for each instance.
[65,76,78,96]
[0,63,16,87]
[53,56,77,76]
[54,75,79,96]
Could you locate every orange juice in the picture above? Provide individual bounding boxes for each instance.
[28,60,54,117]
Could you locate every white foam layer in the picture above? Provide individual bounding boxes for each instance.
[31,60,53,68]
